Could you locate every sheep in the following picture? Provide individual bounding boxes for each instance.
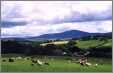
[78,59,85,66]
[31,59,37,66]
[31,59,37,64]
[31,59,43,66]
[2,59,6,62]
[85,62,92,66]
[31,58,49,66]
[43,56,50,65]
[78,57,92,66]
[80,62,84,66]
[16,56,22,60]
[37,60,43,65]
[8,58,14,62]
[24,57,30,60]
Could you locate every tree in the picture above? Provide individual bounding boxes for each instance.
[66,40,81,56]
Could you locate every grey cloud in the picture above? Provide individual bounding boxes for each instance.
[1,21,27,28]
[1,1,112,27]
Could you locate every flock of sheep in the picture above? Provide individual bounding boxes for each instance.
[2,56,50,66]
[2,56,98,67]
[77,57,98,67]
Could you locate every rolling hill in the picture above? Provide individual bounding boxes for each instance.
[2,30,112,41]
[30,30,112,40]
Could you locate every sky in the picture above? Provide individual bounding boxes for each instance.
[1,1,112,38]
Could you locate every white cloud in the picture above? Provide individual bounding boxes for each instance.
[1,1,112,38]
[1,20,112,38]
[2,1,112,22]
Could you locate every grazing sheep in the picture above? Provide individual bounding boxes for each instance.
[27,57,30,60]
[85,62,92,66]
[16,56,22,60]
[79,59,85,66]
[2,59,6,62]
[31,59,44,66]
[24,57,30,60]
[31,59,39,66]
[31,60,36,66]
[78,57,89,66]
[80,62,84,66]
[8,58,14,62]
[31,59,37,64]
[37,60,43,65]
[43,56,50,65]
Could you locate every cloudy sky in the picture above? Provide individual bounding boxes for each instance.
[1,1,112,38]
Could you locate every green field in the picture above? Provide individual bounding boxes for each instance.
[76,39,112,49]
[1,56,112,72]
[40,39,112,49]
[1,37,112,72]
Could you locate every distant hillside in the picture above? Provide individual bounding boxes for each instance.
[31,30,112,40]
[2,30,112,41]
[36,30,90,39]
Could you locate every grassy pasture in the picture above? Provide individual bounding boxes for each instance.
[1,38,112,72]
[1,55,112,72]
[40,39,112,50]
[76,39,112,49]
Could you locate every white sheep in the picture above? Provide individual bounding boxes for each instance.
[37,60,43,65]
[86,62,92,66]
[16,56,22,60]
[24,57,30,60]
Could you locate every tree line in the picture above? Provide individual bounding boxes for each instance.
[1,39,112,58]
